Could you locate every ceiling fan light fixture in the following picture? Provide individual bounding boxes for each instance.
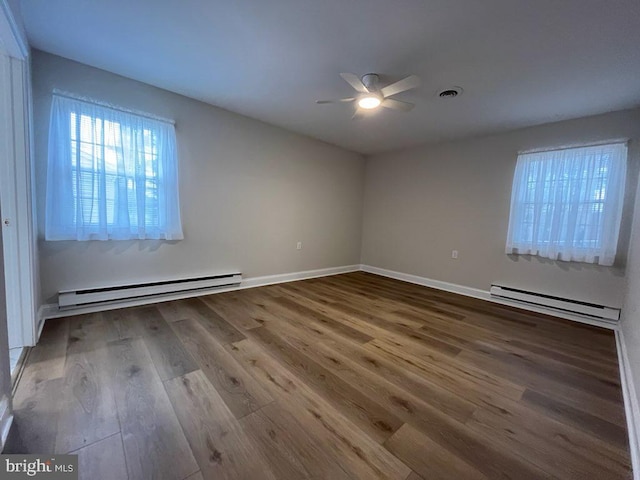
[319,72,420,117]
[358,96,381,109]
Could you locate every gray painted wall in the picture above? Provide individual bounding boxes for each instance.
[32,51,365,303]
[622,169,640,420]
[4,0,27,48]
[31,49,640,315]
[362,109,640,307]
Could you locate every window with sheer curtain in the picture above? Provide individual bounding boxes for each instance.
[46,94,183,241]
[505,143,627,266]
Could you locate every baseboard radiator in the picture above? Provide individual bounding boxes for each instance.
[58,273,242,308]
[490,284,620,322]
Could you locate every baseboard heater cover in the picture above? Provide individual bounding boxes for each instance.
[490,284,620,321]
[58,273,242,308]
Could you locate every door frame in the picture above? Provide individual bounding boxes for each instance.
[0,0,38,348]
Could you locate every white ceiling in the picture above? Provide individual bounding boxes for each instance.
[18,0,640,154]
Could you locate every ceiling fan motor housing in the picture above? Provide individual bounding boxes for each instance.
[361,73,380,91]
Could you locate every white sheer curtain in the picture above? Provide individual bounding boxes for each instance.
[46,95,183,241]
[505,143,627,266]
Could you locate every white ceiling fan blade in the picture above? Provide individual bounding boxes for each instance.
[380,98,415,112]
[380,75,421,98]
[315,97,356,104]
[340,73,370,93]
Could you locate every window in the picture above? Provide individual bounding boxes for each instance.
[46,94,183,241]
[505,143,627,266]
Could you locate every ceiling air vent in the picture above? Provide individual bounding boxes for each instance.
[438,87,463,98]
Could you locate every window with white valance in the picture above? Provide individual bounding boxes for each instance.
[46,94,183,241]
[505,142,627,266]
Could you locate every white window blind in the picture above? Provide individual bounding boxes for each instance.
[46,94,183,241]
[505,142,627,266]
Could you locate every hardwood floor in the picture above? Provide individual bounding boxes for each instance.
[7,272,632,479]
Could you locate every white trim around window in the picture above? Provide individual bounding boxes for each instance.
[505,142,627,266]
[46,94,183,241]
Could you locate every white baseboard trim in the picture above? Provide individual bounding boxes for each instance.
[38,264,361,321]
[34,306,48,344]
[39,262,618,329]
[360,264,618,330]
[240,265,360,289]
[616,328,640,480]
[361,264,489,300]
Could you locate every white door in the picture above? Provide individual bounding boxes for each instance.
[0,198,13,446]
[0,3,37,348]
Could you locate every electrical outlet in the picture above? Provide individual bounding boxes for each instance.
[451,250,458,259]
[297,241,302,250]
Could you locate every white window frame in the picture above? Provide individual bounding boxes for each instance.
[46,94,183,241]
[505,142,627,266]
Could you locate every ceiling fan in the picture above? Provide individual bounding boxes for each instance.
[316,73,420,119]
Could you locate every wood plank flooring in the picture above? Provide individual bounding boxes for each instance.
[6,272,632,479]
